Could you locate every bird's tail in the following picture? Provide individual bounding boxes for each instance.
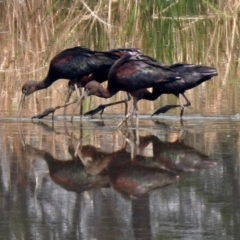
[195,66,218,78]
[170,63,218,84]
[194,66,218,84]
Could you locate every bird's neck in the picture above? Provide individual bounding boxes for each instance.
[39,74,56,90]
[94,84,117,98]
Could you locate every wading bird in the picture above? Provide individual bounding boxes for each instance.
[136,63,218,117]
[63,48,143,117]
[79,53,182,127]
[85,63,218,118]
[30,47,143,120]
[18,46,120,119]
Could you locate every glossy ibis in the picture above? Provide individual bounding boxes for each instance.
[31,48,142,120]
[86,62,218,118]
[135,63,218,117]
[18,46,120,119]
[63,48,143,117]
[80,53,181,127]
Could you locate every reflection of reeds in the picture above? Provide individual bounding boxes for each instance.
[0,0,239,116]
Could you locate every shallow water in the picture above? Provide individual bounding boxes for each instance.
[1,115,240,240]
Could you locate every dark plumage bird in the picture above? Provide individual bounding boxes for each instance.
[18,46,120,118]
[86,62,218,118]
[81,53,182,127]
[64,48,142,116]
[134,63,218,117]
[66,47,143,99]
[29,47,142,119]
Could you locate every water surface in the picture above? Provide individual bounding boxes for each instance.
[0,117,240,239]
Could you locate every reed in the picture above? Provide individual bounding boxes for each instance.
[0,0,239,116]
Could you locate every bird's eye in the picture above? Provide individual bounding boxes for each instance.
[22,88,27,94]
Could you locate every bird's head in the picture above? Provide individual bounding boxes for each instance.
[21,80,39,96]
[84,81,101,97]
[18,81,40,120]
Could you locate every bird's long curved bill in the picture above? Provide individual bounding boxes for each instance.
[18,93,25,122]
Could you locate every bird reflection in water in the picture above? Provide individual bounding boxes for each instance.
[21,122,217,240]
[25,144,109,193]
[22,123,216,196]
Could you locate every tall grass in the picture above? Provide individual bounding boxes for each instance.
[0,0,239,116]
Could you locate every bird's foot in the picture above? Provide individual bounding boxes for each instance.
[84,105,105,116]
[151,105,173,117]
[31,108,56,119]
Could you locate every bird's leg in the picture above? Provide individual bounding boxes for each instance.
[78,83,83,116]
[133,99,140,144]
[179,93,191,118]
[118,105,134,128]
[71,100,82,122]
[178,97,184,118]
[178,118,185,142]
[151,103,180,117]
[130,135,137,162]
[63,85,74,117]
[69,82,84,122]
[32,83,81,120]
[132,126,140,147]
[124,93,131,116]
[129,97,135,126]
[136,128,140,145]
[69,132,86,164]
[74,83,81,99]
[32,107,58,120]
[118,97,138,128]
[33,92,86,121]
[84,93,131,117]
[181,93,191,107]
[133,97,139,130]
[118,112,132,128]
[152,93,192,117]
[129,97,138,127]
[118,129,137,161]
